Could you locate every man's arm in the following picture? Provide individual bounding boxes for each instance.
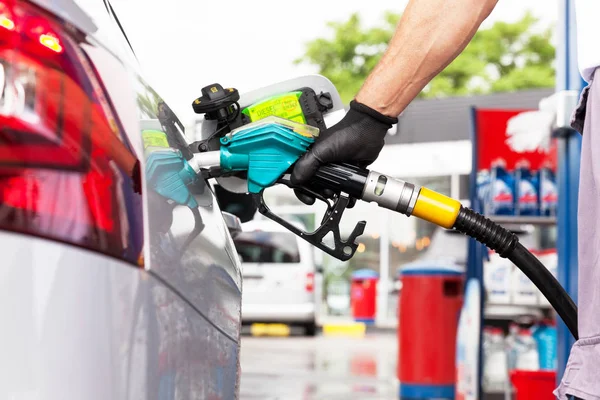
[356,0,499,117]
[291,0,499,184]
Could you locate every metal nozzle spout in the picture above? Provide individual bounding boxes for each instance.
[188,151,221,172]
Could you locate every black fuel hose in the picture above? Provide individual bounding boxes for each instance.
[509,243,578,334]
[454,206,578,339]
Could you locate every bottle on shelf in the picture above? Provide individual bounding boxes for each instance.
[514,328,540,371]
[484,250,513,304]
[515,159,539,216]
[533,319,558,370]
[483,326,509,393]
[489,158,515,216]
[477,168,491,214]
[535,162,558,217]
[512,256,540,306]
[505,322,520,371]
[534,249,558,307]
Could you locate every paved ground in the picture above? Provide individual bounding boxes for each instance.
[239,331,399,400]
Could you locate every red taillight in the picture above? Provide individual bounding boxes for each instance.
[0,17,13,31]
[305,272,314,292]
[0,0,142,265]
[38,33,62,53]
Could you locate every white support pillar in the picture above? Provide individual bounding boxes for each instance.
[451,173,460,200]
[377,209,390,324]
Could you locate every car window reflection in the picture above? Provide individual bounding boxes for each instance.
[234,231,300,264]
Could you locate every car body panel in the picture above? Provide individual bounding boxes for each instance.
[29,0,98,36]
[80,8,243,341]
[0,232,239,400]
[0,0,243,397]
[236,220,317,324]
[71,0,243,341]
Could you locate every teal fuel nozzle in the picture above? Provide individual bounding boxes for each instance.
[219,116,319,193]
[146,148,199,208]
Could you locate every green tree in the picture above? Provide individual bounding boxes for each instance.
[295,11,555,104]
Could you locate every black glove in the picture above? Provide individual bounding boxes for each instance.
[291,100,398,204]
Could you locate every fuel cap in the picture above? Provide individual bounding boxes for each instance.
[192,83,240,115]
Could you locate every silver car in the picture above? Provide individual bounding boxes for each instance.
[0,0,243,398]
[235,219,321,336]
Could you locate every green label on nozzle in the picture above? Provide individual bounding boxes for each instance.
[142,130,169,149]
[242,91,306,124]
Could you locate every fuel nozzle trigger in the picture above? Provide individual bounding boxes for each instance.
[253,182,365,261]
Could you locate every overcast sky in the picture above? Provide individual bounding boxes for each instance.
[111,0,559,128]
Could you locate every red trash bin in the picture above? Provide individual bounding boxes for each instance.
[398,262,464,399]
[510,370,557,400]
[351,269,378,324]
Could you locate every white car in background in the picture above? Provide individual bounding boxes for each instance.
[235,219,322,336]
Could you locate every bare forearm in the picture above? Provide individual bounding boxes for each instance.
[356,0,498,116]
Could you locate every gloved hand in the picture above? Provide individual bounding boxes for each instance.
[290,99,398,204]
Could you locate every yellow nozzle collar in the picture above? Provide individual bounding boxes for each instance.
[412,187,461,229]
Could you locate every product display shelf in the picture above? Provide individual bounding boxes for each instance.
[484,215,557,323]
[485,303,550,321]
[489,216,557,226]
[483,391,512,400]
[481,215,557,400]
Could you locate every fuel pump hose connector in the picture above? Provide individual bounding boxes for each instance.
[411,187,461,229]
[309,164,579,339]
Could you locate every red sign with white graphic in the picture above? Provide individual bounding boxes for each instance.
[474,109,558,172]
